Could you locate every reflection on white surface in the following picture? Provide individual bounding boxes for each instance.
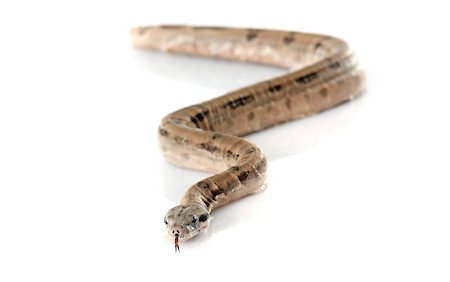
[132,48,285,90]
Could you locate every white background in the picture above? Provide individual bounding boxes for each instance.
[1,0,449,281]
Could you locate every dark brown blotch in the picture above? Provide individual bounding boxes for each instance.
[320,88,328,97]
[190,110,209,128]
[295,72,319,84]
[198,181,210,190]
[201,198,211,209]
[212,133,222,139]
[314,41,322,50]
[199,142,220,153]
[268,84,283,93]
[238,171,250,182]
[283,33,295,45]
[329,61,341,69]
[247,112,255,121]
[246,30,260,41]
[211,181,225,198]
[174,136,188,144]
[230,166,240,172]
[225,150,239,160]
[159,127,169,136]
[223,95,255,110]
[195,111,207,122]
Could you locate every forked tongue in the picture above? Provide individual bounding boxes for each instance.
[174,233,180,253]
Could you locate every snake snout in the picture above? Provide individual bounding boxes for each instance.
[168,225,189,240]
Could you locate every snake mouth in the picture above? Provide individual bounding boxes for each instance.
[169,230,199,242]
[168,231,188,241]
[168,225,203,241]
[175,232,192,241]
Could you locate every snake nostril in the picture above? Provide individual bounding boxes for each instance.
[176,230,180,234]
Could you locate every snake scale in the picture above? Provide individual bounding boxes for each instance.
[130,25,366,249]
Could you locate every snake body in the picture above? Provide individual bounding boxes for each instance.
[131,25,365,242]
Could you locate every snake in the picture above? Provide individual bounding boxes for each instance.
[130,25,366,250]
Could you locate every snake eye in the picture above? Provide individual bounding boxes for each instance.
[192,216,197,224]
[164,218,168,225]
[199,213,209,222]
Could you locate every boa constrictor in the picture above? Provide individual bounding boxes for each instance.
[130,25,365,251]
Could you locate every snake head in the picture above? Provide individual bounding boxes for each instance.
[164,204,210,241]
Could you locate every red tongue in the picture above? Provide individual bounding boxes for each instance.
[174,234,180,253]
